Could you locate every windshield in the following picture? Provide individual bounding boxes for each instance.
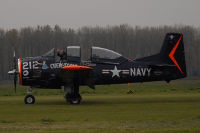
[43,48,55,57]
[92,47,122,59]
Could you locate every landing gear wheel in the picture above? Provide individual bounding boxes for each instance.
[70,98,81,104]
[66,93,81,104]
[64,82,82,105]
[24,95,35,104]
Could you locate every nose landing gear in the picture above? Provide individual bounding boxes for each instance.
[24,87,35,104]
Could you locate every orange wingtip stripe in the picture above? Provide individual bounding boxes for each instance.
[169,35,183,74]
[63,65,93,70]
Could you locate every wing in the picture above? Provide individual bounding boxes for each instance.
[62,65,93,71]
[60,65,94,89]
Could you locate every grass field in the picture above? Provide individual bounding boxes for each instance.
[0,79,200,133]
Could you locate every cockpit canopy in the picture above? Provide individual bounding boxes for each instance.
[91,47,122,60]
[66,46,81,57]
[66,46,81,63]
[43,48,56,57]
[42,46,125,64]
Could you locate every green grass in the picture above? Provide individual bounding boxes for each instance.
[0,79,200,132]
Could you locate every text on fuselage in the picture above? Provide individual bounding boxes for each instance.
[130,68,151,77]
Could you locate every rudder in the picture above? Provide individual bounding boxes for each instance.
[159,33,187,77]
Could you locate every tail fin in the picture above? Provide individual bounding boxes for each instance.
[159,33,187,77]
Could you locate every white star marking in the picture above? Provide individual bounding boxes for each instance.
[110,66,121,78]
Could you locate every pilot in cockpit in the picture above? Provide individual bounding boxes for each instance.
[56,48,66,60]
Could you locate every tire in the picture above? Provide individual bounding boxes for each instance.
[70,98,81,104]
[66,93,81,104]
[24,95,35,104]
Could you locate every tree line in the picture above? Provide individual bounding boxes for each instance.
[0,24,199,81]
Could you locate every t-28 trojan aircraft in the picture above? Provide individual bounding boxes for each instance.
[8,33,187,104]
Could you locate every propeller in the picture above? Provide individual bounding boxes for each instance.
[8,51,19,93]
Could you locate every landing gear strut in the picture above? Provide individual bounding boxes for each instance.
[64,83,82,104]
[24,87,35,104]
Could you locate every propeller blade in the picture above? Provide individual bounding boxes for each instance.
[8,50,19,93]
[13,51,17,93]
[14,74,17,93]
[13,51,16,69]
[14,51,17,93]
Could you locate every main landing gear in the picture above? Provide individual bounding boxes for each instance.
[64,83,82,104]
[24,84,82,105]
[24,87,35,104]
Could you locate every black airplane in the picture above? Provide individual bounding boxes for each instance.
[8,33,187,104]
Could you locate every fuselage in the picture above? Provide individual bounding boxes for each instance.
[17,56,184,89]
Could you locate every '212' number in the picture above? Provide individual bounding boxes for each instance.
[23,61,39,76]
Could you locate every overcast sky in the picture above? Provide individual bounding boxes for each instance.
[0,0,200,29]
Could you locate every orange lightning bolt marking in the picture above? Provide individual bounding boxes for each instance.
[169,35,183,74]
